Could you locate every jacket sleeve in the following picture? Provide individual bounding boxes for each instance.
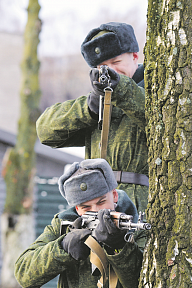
[36,95,97,148]
[106,230,147,288]
[14,216,76,288]
[112,75,146,131]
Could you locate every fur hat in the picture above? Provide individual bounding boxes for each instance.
[58,158,118,206]
[81,22,139,67]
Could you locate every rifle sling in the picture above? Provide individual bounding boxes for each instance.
[100,88,112,159]
[85,235,118,288]
[113,171,149,187]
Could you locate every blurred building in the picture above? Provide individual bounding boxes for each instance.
[0,30,88,288]
[0,129,83,287]
[0,32,91,135]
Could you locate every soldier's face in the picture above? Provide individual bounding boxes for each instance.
[97,52,139,78]
[76,189,118,216]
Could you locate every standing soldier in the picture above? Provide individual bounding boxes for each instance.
[36,22,148,212]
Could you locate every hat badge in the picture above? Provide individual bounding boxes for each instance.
[95,47,100,54]
[80,183,87,191]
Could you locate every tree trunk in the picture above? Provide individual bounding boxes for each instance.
[3,0,41,214]
[1,0,41,286]
[139,0,192,287]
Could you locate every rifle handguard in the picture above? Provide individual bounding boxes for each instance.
[60,210,151,243]
[81,211,151,231]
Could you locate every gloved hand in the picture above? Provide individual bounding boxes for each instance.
[61,218,92,261]
[69,217,83,229]
[93,209,126,249]
[87,67,120,115]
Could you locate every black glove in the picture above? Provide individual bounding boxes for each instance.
[61,218,91,261]
[69,217,83,229]
[93,209,126,249]
[87,67,120,115]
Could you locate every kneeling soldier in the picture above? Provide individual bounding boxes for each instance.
[15,158,148,288]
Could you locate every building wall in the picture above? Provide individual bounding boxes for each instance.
[0,142,8,287]
[0,32,23,135]
[36,154,65,177]
[0,32,91,137]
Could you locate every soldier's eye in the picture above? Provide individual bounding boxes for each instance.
[98,200,106,205]
[113,60,121,65]
[82,206,90,211]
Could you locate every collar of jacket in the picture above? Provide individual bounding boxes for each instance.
[132,64,144,88]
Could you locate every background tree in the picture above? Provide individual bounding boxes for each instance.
[139,0,192,287]
[1,0,41,286]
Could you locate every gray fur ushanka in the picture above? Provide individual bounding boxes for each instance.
[58,158,118,206]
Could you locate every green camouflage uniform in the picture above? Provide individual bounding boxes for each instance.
[15,190,147,288]
[36,69,148,212]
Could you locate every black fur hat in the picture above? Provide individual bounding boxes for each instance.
[81,22,139,68]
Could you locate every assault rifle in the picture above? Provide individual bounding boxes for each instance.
[99,65,110,85]
[60,210,151,283]
[98,65,113,159]
[81,210,151,242]
[60,210,151,241]
[98,65,111,130]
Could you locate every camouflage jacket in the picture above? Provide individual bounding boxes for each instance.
[14,190,147,288]
[36,66,148,212]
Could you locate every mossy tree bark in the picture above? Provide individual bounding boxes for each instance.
[3,0,41,215]
[139,0,192,287]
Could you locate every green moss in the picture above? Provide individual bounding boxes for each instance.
[140,0,192,286]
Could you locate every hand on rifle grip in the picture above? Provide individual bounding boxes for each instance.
[93,209,126,249]
[90,67,120,95]
[61,227,91,261]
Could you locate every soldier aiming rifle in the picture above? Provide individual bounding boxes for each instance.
[15,158,150,288]
[36,22,149,214]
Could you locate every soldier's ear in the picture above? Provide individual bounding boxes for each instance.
[133,52,139,61]
[75,205,82,216]
[112,189,118,203]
